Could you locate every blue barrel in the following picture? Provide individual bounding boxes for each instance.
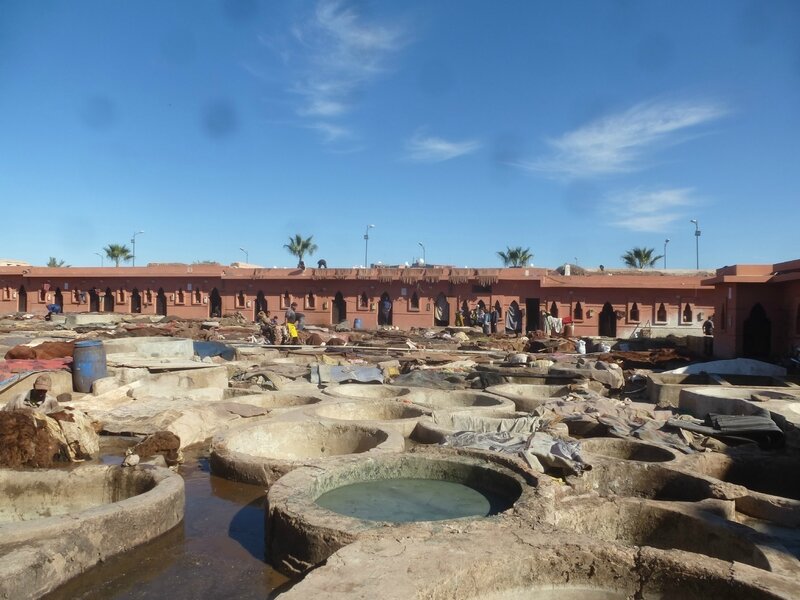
[72,340,108,393]
[354,318,362,330]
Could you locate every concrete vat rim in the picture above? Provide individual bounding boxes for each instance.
[552,495,799,577]
[305,397,433,437]
[579,437,678,463]
[406,390,517,415]
[0,464,185,599]
[210,420,404,487]
[276,527,800,600]
[266,449,545,576]
[322,384,414,400]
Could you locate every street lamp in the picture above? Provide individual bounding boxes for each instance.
[363,224,375,268]
[418,242,426,266]
[239,247,248,263]
[94,252,104,267]
[131,230,144,267]
[690,219,701,269]
[663,238,670,269]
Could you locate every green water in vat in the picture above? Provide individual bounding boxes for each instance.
[315,478,510,522]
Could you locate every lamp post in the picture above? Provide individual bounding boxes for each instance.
[363,224,375,268]
[663,238,670,269]
[239,247,248,263]
[690,220,701,269]
[131,230,144,267]
[94,252,104,267]
[418,242,426,266]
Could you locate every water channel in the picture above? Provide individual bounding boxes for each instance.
[44,448,289,599]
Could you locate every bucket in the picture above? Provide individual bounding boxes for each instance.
[564,324,574,337]
[72,340,108,393]
[354,318,363,330]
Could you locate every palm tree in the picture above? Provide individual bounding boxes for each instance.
[497,246,533,268]
[621,247,663,269]
[104,244,133,267]
[283,234,318,267]
[46,257,68,267]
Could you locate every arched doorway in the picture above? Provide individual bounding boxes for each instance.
[89,289,100,312]
[378,292,392,326]
[743,303,771,359]
[332,292,347,324]
[209,288,222,318]
[156,288,167,316]
[506,301,522,334]
[549,301,559,318]
[17,286,27,312]
[254,291,268,320]
[54,288,63,310]
[461,300,470,325]
[656,303,667,322]
[103,287,115,312]
[599,302,616,337]
[629,302,640,322]
[434,293,449,326]
[131,288,142,314]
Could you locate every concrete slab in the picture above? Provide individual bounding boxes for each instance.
[64,314,123,327]
[103,336,194,360]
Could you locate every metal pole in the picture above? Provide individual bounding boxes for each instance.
[364,224,374,268]
[131,231,144,267]
[239,247,248,263]
[690,220,700,269]
[94,252,103,267]
[664,239,669,269]
[418,242,425,265]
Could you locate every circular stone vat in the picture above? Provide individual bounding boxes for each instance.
[683,452,800,526]
[316,478,505,523]
[310,398,430,436]
[554,497,797,576]
[223,391,323,411]
[485,383,571,412]
[409,390,516,415]
[278,529,800,599]
[568,460,720,502]
[210,420,403,486]
[0,465,184,598]
[689,453,800,501]
[413,412,541,444]
[580,438,676,463]
[266,452,534,575]
[322,383,412,400]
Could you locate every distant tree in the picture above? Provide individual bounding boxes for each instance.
[497,246,533,268]
[621,247,663,269]
[193,260,220,265]
[46,257,69,267]
[104,244,133,267]
[283,234,318,267]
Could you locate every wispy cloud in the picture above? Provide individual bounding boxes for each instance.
[608,187,699,232]
[280,0,406,140]
[306,121,353,143]
[405,132,481,162]
[519,100,729,178]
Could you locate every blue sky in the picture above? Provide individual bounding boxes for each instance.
[1,0,798,270]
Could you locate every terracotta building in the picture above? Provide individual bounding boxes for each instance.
[703,259,800,360]
[0,263,718,339]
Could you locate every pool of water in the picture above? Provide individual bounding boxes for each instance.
[315,478,510,522]
[44,450,289,600]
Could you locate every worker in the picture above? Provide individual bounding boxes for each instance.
[3,374,61,414]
